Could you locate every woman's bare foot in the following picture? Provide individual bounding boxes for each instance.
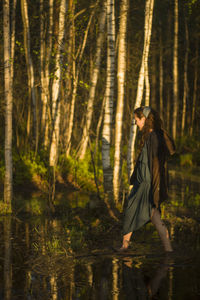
[118,240,130,252]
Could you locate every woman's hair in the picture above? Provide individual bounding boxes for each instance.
[134,106,163,151]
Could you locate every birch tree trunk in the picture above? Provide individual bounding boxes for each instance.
[127,0,154,179]
[40,0,53,147]
[49,0,66,166]
[21,0,38,150]
[44,0,54,147]
[144,0,154,106]
[181,18,189,136]
[66,2,98,156]
[172,0,179,140]
[77,1,106,159]
[113,0,128,203]
[4,0,14,210]
[102,0,115,193]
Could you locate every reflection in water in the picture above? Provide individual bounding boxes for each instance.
[0,213,199,299]
[0,168,200,299]
[4,217,12,300]
[122,256,171,299]
[112,258,119,300]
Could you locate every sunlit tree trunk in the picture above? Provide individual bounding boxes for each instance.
[66,2,98,156]
[127,0,154,179]
[102,0,115,193]
[21,0,38,150]
[49,0,66,166]
[190,38,198,137]
[40,0,53,147]
[77,1,106,159]
[144,0,154,106]
[181,18,189,136]
[113,0,128,203]
[4,0,13,210]
[172,0,178,140]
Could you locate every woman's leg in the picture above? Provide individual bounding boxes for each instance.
[151,209,173,252]
[120,232,132,250]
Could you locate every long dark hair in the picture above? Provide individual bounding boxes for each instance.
[134,106,163,151]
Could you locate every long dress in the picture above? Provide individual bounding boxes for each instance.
[123,129,175,235]
[123,142,153,235]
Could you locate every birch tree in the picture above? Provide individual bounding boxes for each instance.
[49,0,66,166]
[127,0,154,179]
[65,2,99,156]
[77,1,106,159]
[172,0,179,140]
[4,0,16,210]
[102,0,115,193]
[40,0,54,147]
[113,0,128,203]
[4,0,12,208]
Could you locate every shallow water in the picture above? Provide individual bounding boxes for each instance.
[0,168,200,300]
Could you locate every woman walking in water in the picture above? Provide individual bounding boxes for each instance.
[120,106,175,252]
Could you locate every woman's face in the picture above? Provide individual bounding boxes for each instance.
[134,114,146,131]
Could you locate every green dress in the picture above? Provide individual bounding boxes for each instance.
[123,129,175,235]
[123,142,153,235]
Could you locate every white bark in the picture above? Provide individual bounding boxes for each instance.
[21,0,38,148]
[127,0,154,179]
[49,0,66,166]
[144,0,154,106]
[113,0,128,203]
[77,1,106,159]
[4,0,13,209]
[102,0,115,193]
[172,0,178,140]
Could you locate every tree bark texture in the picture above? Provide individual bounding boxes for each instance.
[102,0,115,193]
[49,0,66,166]
[4,0,13,209]
[113,0,128,203]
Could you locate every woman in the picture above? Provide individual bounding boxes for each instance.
[120,106,175,252]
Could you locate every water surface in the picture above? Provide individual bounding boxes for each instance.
[0,168,200,299]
